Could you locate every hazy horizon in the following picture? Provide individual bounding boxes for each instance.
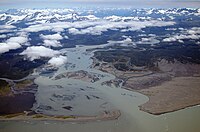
[0,0,200,9]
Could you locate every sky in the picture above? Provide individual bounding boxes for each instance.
[0,0,200,9]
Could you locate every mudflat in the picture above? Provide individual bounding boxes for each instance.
[139,77,200,115]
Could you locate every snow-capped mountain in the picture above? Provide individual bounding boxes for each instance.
[0,8,199,25]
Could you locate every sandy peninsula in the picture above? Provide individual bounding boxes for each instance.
[139,77,200,115]
[0,110,121,122]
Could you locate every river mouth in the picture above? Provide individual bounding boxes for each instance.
[31,45,118,117]
[0,44,200,132]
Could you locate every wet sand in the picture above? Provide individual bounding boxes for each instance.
[0,110,121,122]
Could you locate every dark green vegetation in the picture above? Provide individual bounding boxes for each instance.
[94,43,200,71]
[15,79,33,89]
[0,80,11,96]
[0,52,46,80]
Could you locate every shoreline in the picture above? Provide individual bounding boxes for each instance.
[139,102,200,115]
[121,81,200,116]
[124,85,200,115]
[0,110,121,122]
[138,77,200,115]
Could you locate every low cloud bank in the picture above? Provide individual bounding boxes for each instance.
[48,55,67,67]
[22,19,175,35]
[20,46,60,61]
[163,27,200,43]
[40,33,63,47]
[0,36,28,54]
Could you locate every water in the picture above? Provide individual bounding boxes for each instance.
[0,44,200,132]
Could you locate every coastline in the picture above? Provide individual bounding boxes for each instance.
[139,102,200,115]
[138,77,200,115]
[0,110,121,122]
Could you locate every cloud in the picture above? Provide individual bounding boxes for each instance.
[163,27,200,43]
[0,34,7,38]
[68,27,105,35]
[141,38,151,42]
[0,29,13,33]
[187,27,200,34]
[6,36,28,44]
[107,37,135,46]
[43,39,61,47]
[0,25,16,29]
[163,34,200,42]
[68,28,80,35]
[20,46,60,60]
[0,25,16,33]
[137,37,160,45]
[40,34,63,40]
[40,33,63,47]
[0,36,28,54]
[48,55,67,67]
[67,20,175,35]
[64,36,69,39]
[0,42,21,54]
[52,27,65,32]
[22,19,175,35]
[104,15,151,21]
[163,37,177,42]
[121,38,133,44]
[22,24,53,32]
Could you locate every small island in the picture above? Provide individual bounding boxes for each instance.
[54,70,105,83]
